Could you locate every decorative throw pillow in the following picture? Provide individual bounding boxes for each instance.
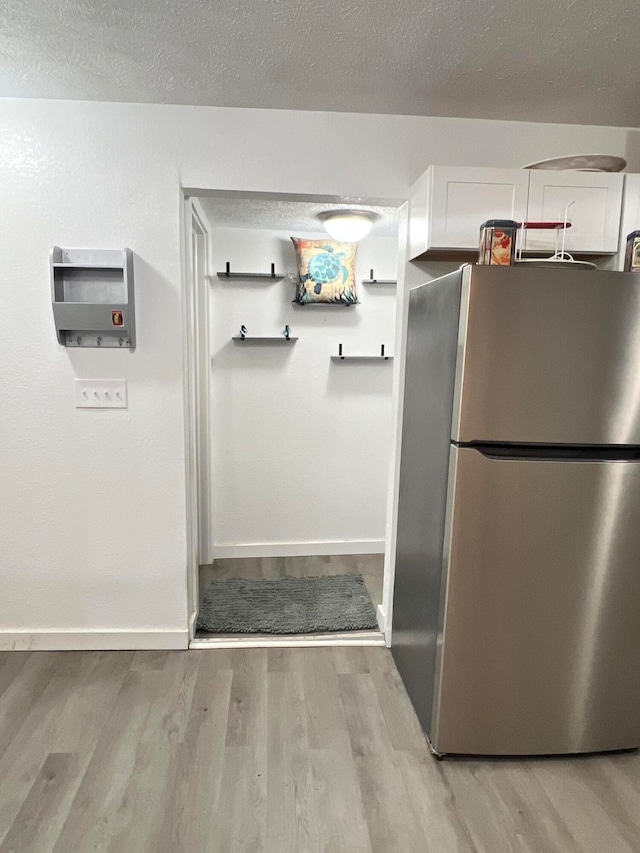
[291,238,358,304]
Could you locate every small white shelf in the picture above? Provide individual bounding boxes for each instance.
[52,262,123,270]
[331,355,393,361]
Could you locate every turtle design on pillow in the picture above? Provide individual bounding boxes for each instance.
[291,238,358,304]
[301,245,350,295]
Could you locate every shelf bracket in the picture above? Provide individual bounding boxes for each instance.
[361,268,397,285]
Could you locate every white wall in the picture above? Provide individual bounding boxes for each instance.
[209,226,398,555]
[1,96,638,648]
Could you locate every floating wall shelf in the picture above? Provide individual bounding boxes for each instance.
[362,268,397,286]
[216,262,284,280]
[292,301,357,307]
[232,336,298,343]
[331,355,393,361]
[332,344,393,361]
[233,325,296,343]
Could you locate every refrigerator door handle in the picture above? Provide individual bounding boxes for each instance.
[459,442,640,463]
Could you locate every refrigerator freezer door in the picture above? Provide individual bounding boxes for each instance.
[433,446,640,756]
[454,266,640,445]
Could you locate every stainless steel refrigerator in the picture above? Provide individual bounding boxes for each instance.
[392,264,640,757]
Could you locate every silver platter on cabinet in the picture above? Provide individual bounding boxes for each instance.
[523,154,627,172]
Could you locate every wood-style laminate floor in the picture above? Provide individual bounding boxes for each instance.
[197,555,384,639]
[1,647,639,853]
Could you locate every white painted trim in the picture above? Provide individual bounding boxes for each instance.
[0,630,188,652]
[191,198,214,567]
[188,608,198,638]
[382,203,411,646]
[213,540,385,559]
[376,604,391,646]
[182,193,214,642]
[181,192,199,642]
[190,630,385,649]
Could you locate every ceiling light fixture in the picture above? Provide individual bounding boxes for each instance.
[318,209,378,242]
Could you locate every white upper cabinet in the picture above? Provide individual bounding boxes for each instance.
[524,171,624,255]
[409,165,625,259]
[409,166,529,258]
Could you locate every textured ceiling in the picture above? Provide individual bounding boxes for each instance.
[199,197,399,237]
[1,0,639,126]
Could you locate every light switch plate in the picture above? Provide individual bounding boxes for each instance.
[75,379,128,409]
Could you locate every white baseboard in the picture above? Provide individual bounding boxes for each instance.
[190,630,386,649]
[0,629,189,651]
[213,540,385,559]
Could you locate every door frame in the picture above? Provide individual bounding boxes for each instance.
[182,194,213,640]
[180,187,409,647]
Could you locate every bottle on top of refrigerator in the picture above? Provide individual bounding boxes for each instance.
[478,220,518,266]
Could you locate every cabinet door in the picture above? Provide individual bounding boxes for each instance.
[525,171,623,254]
[427,166,529,252]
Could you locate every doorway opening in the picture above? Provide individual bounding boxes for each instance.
[183,190,407,647]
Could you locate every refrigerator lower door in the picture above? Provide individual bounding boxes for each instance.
[433,446,640,756]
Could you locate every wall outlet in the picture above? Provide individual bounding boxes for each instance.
[74,379,127,409]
